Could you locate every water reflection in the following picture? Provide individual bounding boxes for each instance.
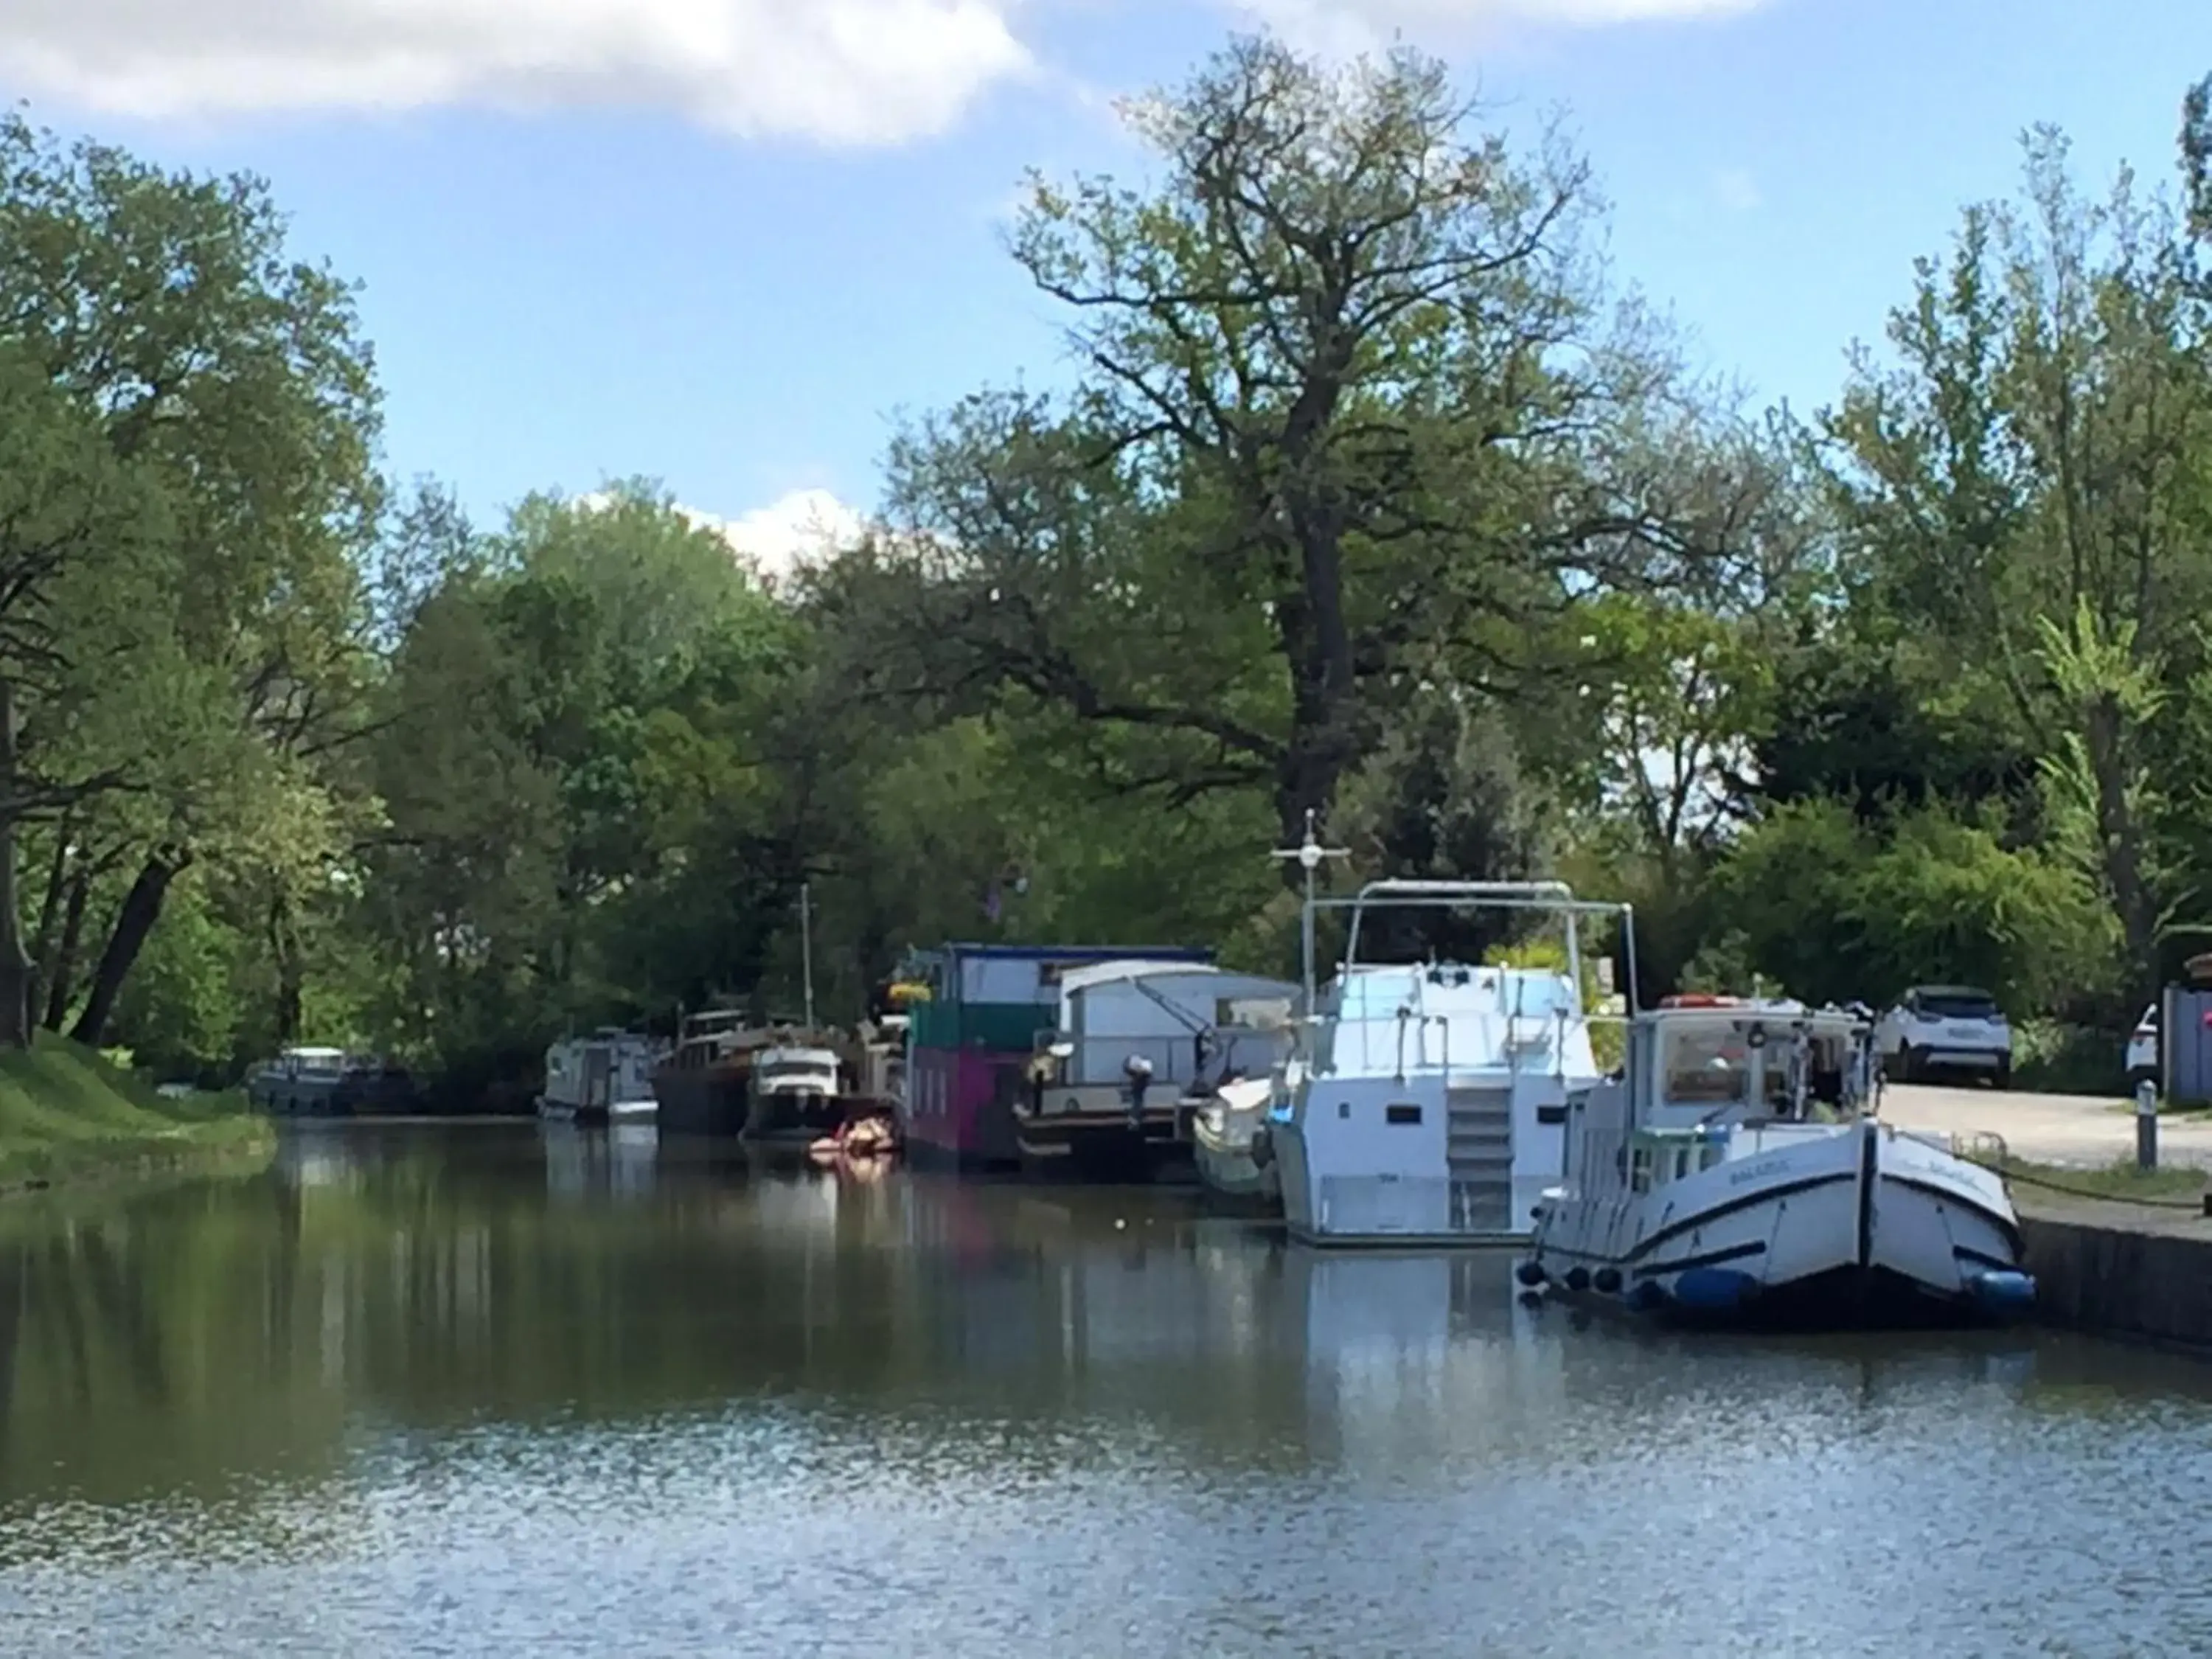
[0,1124,2208,1655]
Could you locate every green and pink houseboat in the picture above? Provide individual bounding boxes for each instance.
[893,942,1213,1171]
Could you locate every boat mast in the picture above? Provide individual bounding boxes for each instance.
[799,881,816,1031]
[1272,809,1348,1018]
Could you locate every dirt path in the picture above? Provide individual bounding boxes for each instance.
[1880,1082,2212,1170]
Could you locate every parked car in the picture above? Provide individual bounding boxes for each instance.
[1875,986,2012,1086]
[2125,1003,2160,1091]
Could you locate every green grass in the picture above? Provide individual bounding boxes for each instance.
[0,1032,274,1192]
[1973,1152,2210,1204]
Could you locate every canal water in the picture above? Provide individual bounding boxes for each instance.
[1,1122,2209,1657]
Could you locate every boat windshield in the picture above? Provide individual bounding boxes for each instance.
[1663,1029,1750,1105]
[1761,1057,1798,1111]
[759,1059,836,1091]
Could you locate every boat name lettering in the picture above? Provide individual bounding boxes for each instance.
[1729,1157,1790,1187]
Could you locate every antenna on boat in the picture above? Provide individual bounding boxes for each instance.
[1273,808,1348,1018]
[799,881,816,1032]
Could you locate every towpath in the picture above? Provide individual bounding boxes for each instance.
[1881,1082,2212,1171]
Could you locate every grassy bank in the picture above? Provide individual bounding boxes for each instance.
[1968,1151,2211,1217]
[0,1034,273,1194]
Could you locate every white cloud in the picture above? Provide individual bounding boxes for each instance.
[687,487,870,580]
[0,0,1033,145]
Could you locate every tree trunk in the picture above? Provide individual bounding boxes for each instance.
[268,889,302,1048]
[42,870,90,1032]
[69,851,186,1050]
[27,819,72,1023]
[0,680,34,1048]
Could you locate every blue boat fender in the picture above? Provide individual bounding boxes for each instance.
[1969,1269,2037,1318]
[1670,1267,1761,1312]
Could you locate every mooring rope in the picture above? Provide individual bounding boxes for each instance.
[1947,1127,2209,1212]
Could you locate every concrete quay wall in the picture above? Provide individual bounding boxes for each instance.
[2020,1211,2212,1351]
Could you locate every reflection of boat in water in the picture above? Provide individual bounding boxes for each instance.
[269,1127,359,1189]
[1526,996,2035,1330]
[540,1121,661,1202]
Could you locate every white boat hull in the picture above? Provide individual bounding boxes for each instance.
[1191,1107,1280,1210]
[1527,1119,2034,1327]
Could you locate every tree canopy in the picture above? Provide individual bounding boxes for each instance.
[7,40,2212,1096]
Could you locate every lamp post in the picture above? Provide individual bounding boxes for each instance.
[1272,809,1348,1018]
[799,882,815,1031]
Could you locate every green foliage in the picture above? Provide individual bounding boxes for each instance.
[2006,1019,2129,1098]
[107,877,244,1082]
[1713,798,2113,1013]
[18,53,2212,1112]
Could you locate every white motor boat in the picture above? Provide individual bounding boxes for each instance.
[1270,872,1615,1246]
[1190,1075,1283,1209]
[1521,995,2036,1328]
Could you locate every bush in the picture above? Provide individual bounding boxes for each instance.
[1711,798,2118,1014]
[2008,1019,2126,1098]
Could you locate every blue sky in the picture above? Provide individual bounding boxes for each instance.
[3,0,2203,565]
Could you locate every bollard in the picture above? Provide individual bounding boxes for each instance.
[2137,1078,2159,1171]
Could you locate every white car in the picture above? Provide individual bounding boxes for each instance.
[2125,1004,2160,1090]
[1875,985,2012,1087]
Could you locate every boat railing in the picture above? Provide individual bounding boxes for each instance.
[1305,880,1637,1017]
[1031,1028,1290,1092]
[1319,994,1613,1082]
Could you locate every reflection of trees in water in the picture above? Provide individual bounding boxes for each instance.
[0,1180,360,1537]
[0,1135,1674,1521]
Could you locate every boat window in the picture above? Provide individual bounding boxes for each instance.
[1663,1030,1749,1105]
[1385,1103,1422,1125]
[1761,1054,1798,1113]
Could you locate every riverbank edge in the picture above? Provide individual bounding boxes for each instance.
[2017,1203,2212,1353]
[0,1035,276,1199]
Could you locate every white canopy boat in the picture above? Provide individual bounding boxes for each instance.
[1270,861,1615,1246]
[1520,995,2036,1328]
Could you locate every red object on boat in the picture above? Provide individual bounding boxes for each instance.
[810,1110,900,1162]
[1658,993,1744,1009]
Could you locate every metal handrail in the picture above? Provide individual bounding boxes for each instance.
[1310,883,1640,1022]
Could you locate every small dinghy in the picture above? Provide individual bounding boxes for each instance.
[1189,1074,1284,1212]
[807,1110,900,1163]
[1522,995,2034,1330]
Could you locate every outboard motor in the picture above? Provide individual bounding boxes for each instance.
[1123,1054,1154,1132]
